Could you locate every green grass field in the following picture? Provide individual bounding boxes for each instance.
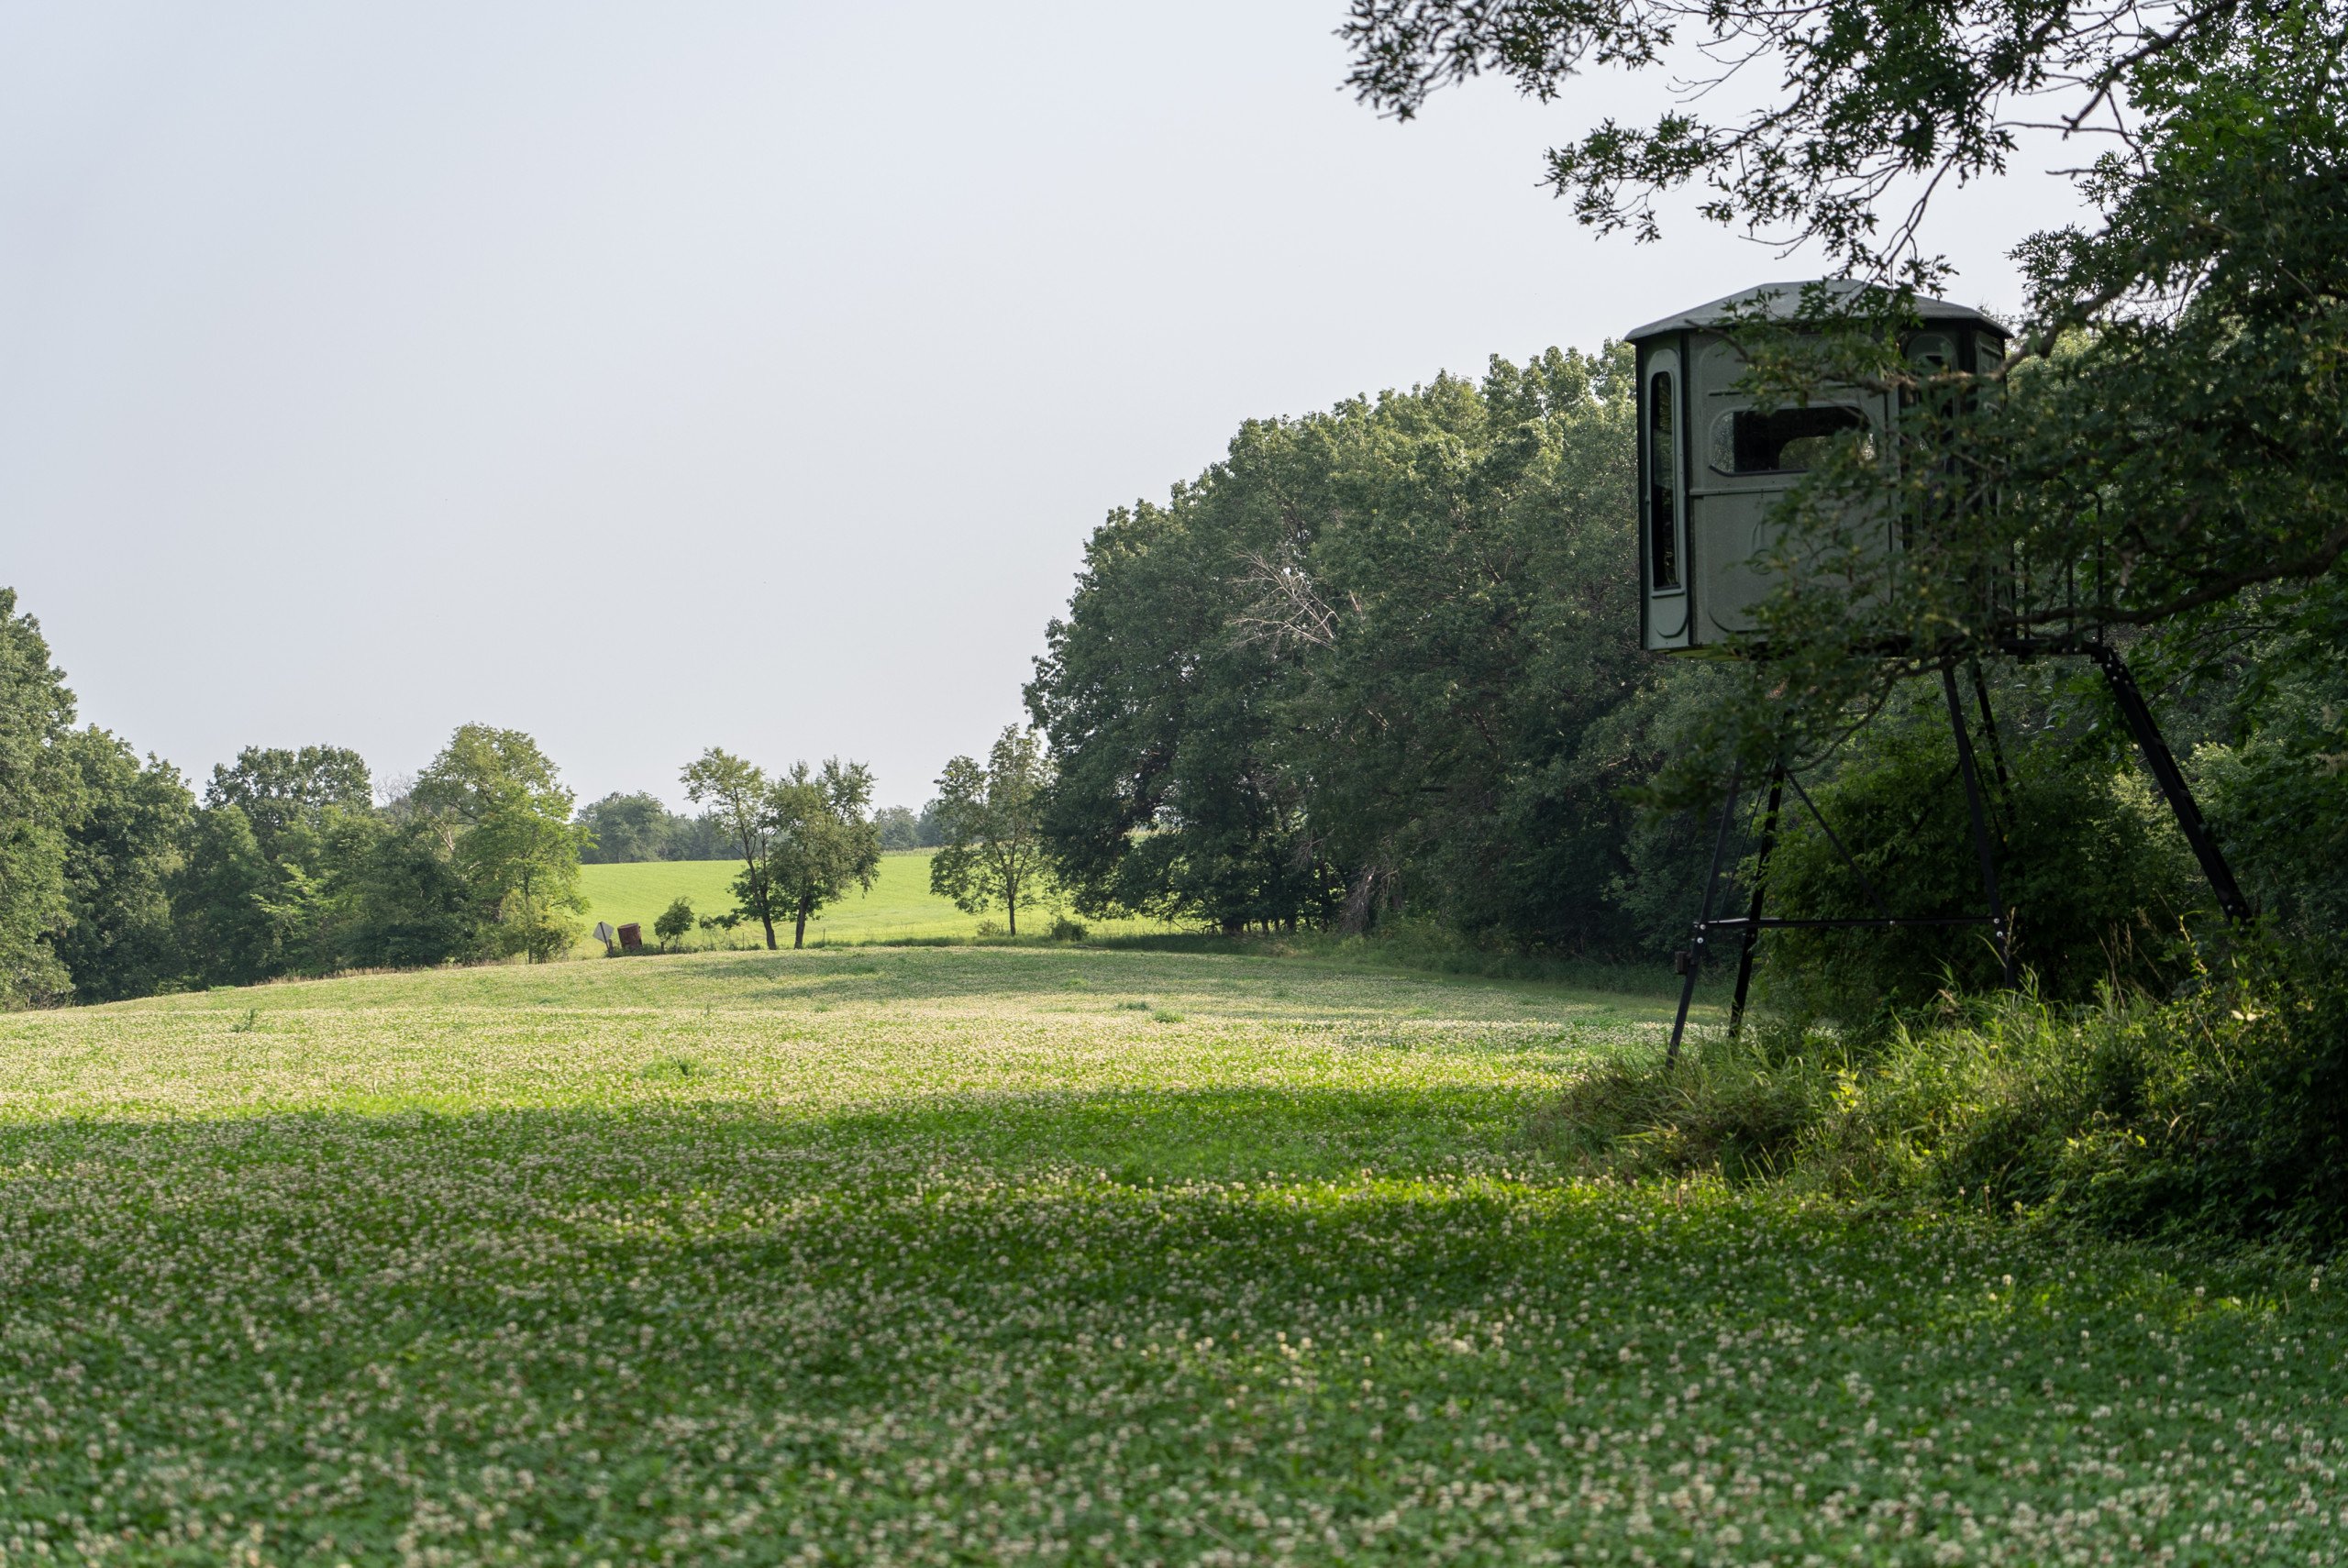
[3,947,2342,1564]
[576,851,1174,950]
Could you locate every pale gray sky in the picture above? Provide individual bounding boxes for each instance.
[1,2,2086,810]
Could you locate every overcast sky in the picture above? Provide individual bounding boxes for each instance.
[1,2,2088,810]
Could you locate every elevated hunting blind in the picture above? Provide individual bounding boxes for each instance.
[1629,281,2009,652]
[1638,282,2248,1060]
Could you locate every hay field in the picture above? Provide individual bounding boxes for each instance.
[576,851,1174,948]
[1,946,2342,1564]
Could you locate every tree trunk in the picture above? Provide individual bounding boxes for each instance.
[1340,863,1387,936]
[739,835,774,950]
[1006,896,1016,936]
[793,900,809,949]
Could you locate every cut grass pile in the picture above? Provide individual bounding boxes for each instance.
[575,852,1174,951]
[1,946,2342,1564]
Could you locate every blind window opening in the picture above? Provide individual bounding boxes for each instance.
[1710,404,1871,475]
[1648,370,1680,590]
[1907,332,1955,370]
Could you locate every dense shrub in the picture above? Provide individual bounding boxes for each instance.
[654,896,696,950]
[1540,944,2348,1253]
[2195,615,2348,946]
[1755,690,2201,1034]
[1836,949,2348,1250]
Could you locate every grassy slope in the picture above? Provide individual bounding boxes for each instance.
[2,948,2342,1564]
[576,850,1173,948]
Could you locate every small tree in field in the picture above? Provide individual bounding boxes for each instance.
[770,759,883,949]
[654,896,695,952]
[682,748,881,950]
[930,726,1052,936]
[681,748,788,950]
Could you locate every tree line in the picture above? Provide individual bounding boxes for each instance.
[0,594,598,1007]
[1024,348,1674,950]
[1008,0,2348,1037]
[0,585,1070,1001]
[1018,340,2343,1026]
[1312,0,2348,1247]
[576,792,948,862]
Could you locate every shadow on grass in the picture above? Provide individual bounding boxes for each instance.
[105,935,1714,1029]
[0,1085,1906,1419]
[5,1087,2324,1568]
[1086,931,1715,1005]
[1,1082,1561,1191]
[3,1090,2268,1393]
[635,944,1681,1021]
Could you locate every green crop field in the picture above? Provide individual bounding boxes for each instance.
[576,851,1175,950]
[3,947,2342,1564]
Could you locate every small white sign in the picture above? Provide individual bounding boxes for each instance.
[593,922,615,944]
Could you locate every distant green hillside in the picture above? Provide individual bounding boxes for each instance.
[576,851,1169,948]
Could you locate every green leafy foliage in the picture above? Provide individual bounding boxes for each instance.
[169,763,481,987]
[573,790,671,862]
[203,745,371,856]
[413,724,588,963]
[1336,4,2348,1258]
[0,589,77,1007]
[873,802,947,852]
[1028,348,1670,949]
[1029,472,1328,933]
[769,758,882,950]
[141,722,575,985]
[1547,942,2348,1253]
[52,729,191,1002]
[574,790,734,863]
[653,895,695,950]
[175,757,338,986]
[169,801,282,988]
[929,726,1053,935]
[1346,1,2348,828]
[310,807,477,971]
[2195,604,2348,944]
[681,747,788,949]
[682,749,881,950]
[872,802,923,850]
[1756,682,2200,1032]
[1826,955,2348,1250]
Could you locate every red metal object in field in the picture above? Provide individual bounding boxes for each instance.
[617,922,643,950]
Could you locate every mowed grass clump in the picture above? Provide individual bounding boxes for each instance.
[1,948,2343,1565]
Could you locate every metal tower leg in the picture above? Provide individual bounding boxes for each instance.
[1728,762,1787,1042]
[2083,645,2254,923]
[1667,765,1742,1068]
[1967,657,2013,804]
[1942,665,2015,988]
